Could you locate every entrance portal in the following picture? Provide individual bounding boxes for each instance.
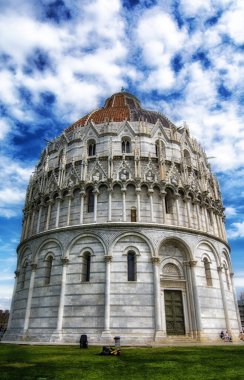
[164,290,185,335]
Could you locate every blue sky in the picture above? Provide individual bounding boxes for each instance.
[0,0,243,309]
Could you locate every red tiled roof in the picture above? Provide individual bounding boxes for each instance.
[66,92,170,132]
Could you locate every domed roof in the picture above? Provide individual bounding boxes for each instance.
[66,91,172,132]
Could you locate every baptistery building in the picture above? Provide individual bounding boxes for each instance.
[5,91,241,344]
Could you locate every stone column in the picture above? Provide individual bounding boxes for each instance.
[230,272,242,331]
[188,260,202,339]
[212,211,218,236]
[185,197,191,228]
[66,195,72,226]
[175,194,180,226]
[148,189,154,223]
[122,187,126,222]
[108,189,112,222]
[217,266,231,332]
[93,189,99,223]
[24,211,31,240]
[55,199,61,228]
[23,263,37,334]
[30,210,35,236]
[36,204,43,233]
[204,206,209,232]
[101,255,113,341]
[136,188,141,222]
[45,201,53,230]
[215,214,221,238]
[6,270,20,331]
[221,217,227,240]
[195,202,201,230]
[79,191,85,224]
[52,258,69,340]
[160,190,166,224]
[21,218,26,241]
[152,257,165,340]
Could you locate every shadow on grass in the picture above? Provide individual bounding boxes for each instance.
[1,345,244,380]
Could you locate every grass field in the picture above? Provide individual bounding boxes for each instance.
[1,344,244,380]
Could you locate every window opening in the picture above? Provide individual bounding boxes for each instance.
[83,253,91,282]
[45,256,53,285]
[203,258,212,286]
[128,251,136,281]
[87,188,94,213]
[122,138,131,153]
[88,140,96,156]
[165,189,174,214]
[131,208,137,222]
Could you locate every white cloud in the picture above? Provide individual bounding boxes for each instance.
[0,284,14,310]
[218,1,244,44]
[0,156,33,217]
[0,119,11,140]
[227,222,244,239]
[135,8,187,91]
[233,271,244,289]
[225,206,237,217]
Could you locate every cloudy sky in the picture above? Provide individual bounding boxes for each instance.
[0,0,243,309]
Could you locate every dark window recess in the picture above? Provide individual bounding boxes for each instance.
[122,139,131,153]
[84,254,91,282]
[45,256,53,285]
[128,251,136,281]
[88,141,96,156]
[87,189,94,213]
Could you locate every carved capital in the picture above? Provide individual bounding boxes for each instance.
[61,257,69,266]
[217,266,223,273]
[14,270,20,278]
[151,256,161,265]
[189,260,197,267]
[30,263,37,271]
[104,255,112,263]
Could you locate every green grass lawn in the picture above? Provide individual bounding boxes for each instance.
[0,344,244,380]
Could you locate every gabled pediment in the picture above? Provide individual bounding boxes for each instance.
[117,120,136,138]
[83,121,99,140]
[151,120,170,141]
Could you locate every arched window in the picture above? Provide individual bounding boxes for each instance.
[155,141,159,157]
[184,150,191,166]
[131,207,137,222]
[122,137,131,153]
[165,188,174,214]
[128,251,136,281]
[58,149,64,165]
[81,252,91,282]
[207,209,213,225]
[88,140,96,156]
[45,255,53,285]
[203,257,212,286]
[21,260,28,289]
[87,188,94,213]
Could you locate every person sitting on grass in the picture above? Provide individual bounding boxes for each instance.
[239,331,244,341]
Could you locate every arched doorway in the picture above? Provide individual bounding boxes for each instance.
[159,241,193,337]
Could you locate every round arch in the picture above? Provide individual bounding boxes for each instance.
[158,236,193,261]
[109,231,155,257]
[34,238,63,263]
[195,239,221,267]
[160,257,185,278]
[66,233,107,259]
[17,245,33,268]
